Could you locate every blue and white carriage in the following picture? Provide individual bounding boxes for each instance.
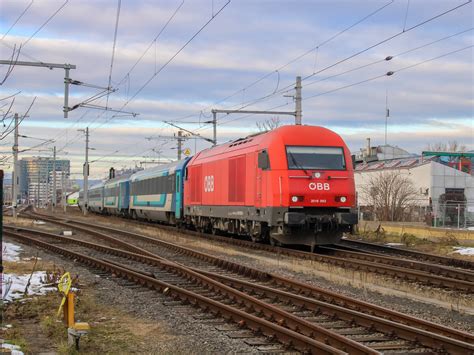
[78,158,190,223]
[128,158,190,223]
[87,182,104,214]
[103,173,132,216]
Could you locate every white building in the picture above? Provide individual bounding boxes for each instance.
[355,157,473,225]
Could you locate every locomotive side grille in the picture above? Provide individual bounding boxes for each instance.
[228,155,246,203]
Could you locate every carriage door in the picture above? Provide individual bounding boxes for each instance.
[175,171,182,219]
[256,150,269,206]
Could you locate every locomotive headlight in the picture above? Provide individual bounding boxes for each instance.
[291,196,299,203]
[314,172,321,178]
[340,196,347,203]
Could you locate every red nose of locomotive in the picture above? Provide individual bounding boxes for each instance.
[287,170,355,207]
[284,145,355,208]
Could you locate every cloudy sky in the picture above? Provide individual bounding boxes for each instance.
[0,0,472,179]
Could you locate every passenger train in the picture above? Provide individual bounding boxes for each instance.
[78,125,358,248]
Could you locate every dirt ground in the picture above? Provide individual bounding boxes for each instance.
[2,242,176,355]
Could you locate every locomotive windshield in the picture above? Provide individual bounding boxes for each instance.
[286,146,346,170]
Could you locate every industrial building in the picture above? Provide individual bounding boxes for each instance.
[19,157,70,206]
[354,156,473,227]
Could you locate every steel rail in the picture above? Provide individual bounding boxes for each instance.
[3,229,346,355]
[194,269,474,354]
[7,219,474,345]
[32,213,473,293]
[5,226,473,354]
[318,246,474,282]
[4,228,371,354]
[338,239,474,270]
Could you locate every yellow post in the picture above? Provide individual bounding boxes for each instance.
[57,272,89,349]
[66,293,75,328]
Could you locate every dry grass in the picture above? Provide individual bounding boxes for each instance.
[3,282,171,354]
[3,259,56,274]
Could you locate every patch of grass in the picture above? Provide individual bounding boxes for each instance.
[400,233,429,247]
[3,259,55,274]
[57,341,79,355]
[438,233,459,246]
[3,327,30,354]
[41,315,67,342]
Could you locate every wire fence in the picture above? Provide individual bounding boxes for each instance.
[433,202,473,229]
[358,202,473,230]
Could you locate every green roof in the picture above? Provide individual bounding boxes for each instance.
[422,151,474,158]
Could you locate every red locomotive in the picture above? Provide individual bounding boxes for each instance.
[183,125,357,249]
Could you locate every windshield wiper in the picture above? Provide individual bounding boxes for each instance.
[288,152,309,175]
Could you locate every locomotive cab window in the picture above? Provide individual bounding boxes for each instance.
[286,146,346,170]
[258,150,270,170]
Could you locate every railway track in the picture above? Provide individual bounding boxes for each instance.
[317,246,474,283]
[337,239,474,270]
[3,228,342,354]
[27,211,474,293]
[5,219,474,353]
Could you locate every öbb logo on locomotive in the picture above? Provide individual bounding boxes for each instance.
[308,182,330,191]
[204,175,214,192]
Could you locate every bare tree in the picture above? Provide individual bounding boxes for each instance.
[361,171,418,221]
[426,140,467,153]
[256,117,281,132]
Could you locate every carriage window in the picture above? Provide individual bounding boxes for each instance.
[286,146,346,170]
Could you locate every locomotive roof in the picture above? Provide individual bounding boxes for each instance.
[192,125,344,161]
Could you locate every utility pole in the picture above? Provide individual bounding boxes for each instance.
[52,146,56,210]
[385,89,389,147]
[12,113,19,218]
[212,75,303,129]
[177,130,183,160]
[80,127,90,216]
[295,76,302,125]
[212,111,217,146]
[61,168,66,213]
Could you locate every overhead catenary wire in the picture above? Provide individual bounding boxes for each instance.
[1,0,34,40]
[0,96,36,140]
[90,0,231,132]
[167,0,472,129]
[78,0,186,131]
[105,0,122,111]
[220,1,473,115]
[168,0,395,124]
[199,44,472,131]
[299,27,474,91]
[21,0,69,49]
[0,91,22,101]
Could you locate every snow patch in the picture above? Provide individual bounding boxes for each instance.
[385,243,404,247]
[451,247,474,256]
[2,272,57,302]
[2,242,22,262]
[2,343,24,355]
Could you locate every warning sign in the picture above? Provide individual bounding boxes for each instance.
[183,148,191,156]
